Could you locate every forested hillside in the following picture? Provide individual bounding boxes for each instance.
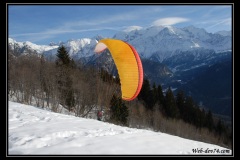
[8,46,232,149]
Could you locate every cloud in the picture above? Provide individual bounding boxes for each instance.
[123,26,143,32]
[152,17,190,26]
[11,27,119,38]
[10,13,138,42]
[9,6,166,43]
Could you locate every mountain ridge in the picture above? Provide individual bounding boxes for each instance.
[8,25,231,61]
[8,25,232,117]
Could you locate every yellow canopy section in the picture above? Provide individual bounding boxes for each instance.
[94,39,143,101]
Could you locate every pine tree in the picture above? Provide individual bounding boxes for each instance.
[152,83,158,105]
[194,105,205,128]
[176,90,185,119]
[183,96,195,124]
[110,95,129,126]
[216,119,227,136]
[55,45,75,111]
[164,87,179,118]
[206,110,214,131]
[138,78,154,110]
[193,105,203,128]
[157,84,165,107]
[138,78,151,102]
[119,102,129,126]
[56,45,71,67]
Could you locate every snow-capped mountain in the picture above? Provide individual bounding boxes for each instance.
[8,25,232,89]
[8,25,231,61]
[8,38,59,55]
[8,37,99,60]
[8,25,232,79]
[8,25,232,117]
[113,25,231,61]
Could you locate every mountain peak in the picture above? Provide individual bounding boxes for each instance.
[183,25,208,35]
[8,25,231,61]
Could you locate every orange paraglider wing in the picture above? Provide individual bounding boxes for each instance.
[94,38,143,101]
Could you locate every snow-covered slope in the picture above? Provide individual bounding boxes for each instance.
[8,101,232,155]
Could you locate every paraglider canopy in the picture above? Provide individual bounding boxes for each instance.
[94,38,143,101]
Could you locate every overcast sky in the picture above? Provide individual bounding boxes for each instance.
[8,4,232,45]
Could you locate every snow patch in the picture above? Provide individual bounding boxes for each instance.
[8,101,232,155]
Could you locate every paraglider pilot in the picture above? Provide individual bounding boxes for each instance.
[97,110,103,121]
